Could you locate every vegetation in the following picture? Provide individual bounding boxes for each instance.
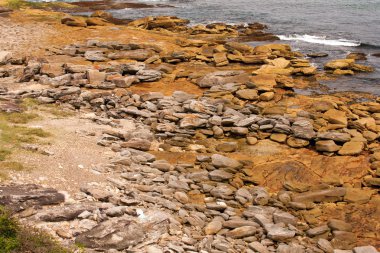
[4,0,74,10]
[0,207,72,253]
[22,98,75,118]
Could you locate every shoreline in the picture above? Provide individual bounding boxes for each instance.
[0,2,380,252]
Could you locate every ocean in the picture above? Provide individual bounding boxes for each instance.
[41,0,380,94]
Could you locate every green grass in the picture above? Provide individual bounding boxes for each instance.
[22,98,75,118]
[0,207,72,253]
[4,0,75,10]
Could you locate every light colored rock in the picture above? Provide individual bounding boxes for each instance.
[0,51,12,65]
[324,109,347,126]
[204,216,224,235]
[316,140,340,152]
[338,141,364,156]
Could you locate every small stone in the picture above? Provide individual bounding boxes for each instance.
[225,226,257,239]
[270,133,287,143]
[316,140,340,152]
[323,109,347,126]
[211,154,242,170]
[236,89,259,100]
[174,192,189,204]
[328,219,352,232]
[259,92,275,101]
[204,216,224,235]
[317,238,334,253]
[248,241,270,253]
[247,136,258,145]
[306,225,330,237]
[353,246,378,253]
[267,225,296,241]
[216,142,238,152]
[287,137,309,148]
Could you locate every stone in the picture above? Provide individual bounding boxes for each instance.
[306,225,330,237]
[0,184,65,212]
[267,225,296,241]
[292,119,316,140]
[236,89,259,100]
[196,70,249,88]
[0,51,12,65]
[121,138,151,151]
[211,154,242,170]
[324,109,347,126]
[269,133,287,143]
[353,246,378,253]
[174,192,189,204]
[40,63,65,77]
[343,188,372,204]
[216,142,238,152]
[87,69,106,85]
[248,242,270,253]
[260,92,275,101]
[136,69,162,82]
[209,170,234,181]
[333,69,354,75]
[338,141,364,156]
[225,226,257,239]
[273,211,297,225]
[180,115,208,128]
[210,184,236,199]
[75,219,145,250]
[247,136,258,145]
[287,137,309,148]
[317,132,351,142]
[292,187,346,203]
[316,140,340,152]
[317,238,334,253]
[112,76,139,88]
[86,17,109,26]
[85,51,107,62]
[324,59,355,70]
[204,216,224,235]
[61,16,87,27]
[213,52,229,66]
[327,219,352,232]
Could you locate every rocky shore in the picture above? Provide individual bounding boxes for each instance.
[0,4,379,253]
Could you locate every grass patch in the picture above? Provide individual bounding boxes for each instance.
[22,98,75,118]
[0,207,72,253]
[0,112,40,124]
[4,0,75,10]
[0,149,11,161]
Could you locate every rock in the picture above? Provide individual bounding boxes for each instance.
[273,211,297,225]
[61,16,87,27]
[204,216,224,235]
[174,192,189,204]
[333,69,354,75]
[196,70,249,88]
[327,219,352,232]
[338,141,364,156]
[136,69,162,82]
[209,170,234,181]
[306,225,330,237]
[292,119,316,140]
[317,132,351,142]
[0,51,12,65]
[91,10,113,19]
[343,188,372,204]
[251,187,270,205]
[287,137,309,148]
[236,89,259,100]
[307,52,328,58]
[267,225,296,241]
[213,52,229,66]
[216,142,238,152]
[225,226,257,239]
[351,64,375,72]
[353,246,378,253]
[75,219,145,250]
[270,133,287,143]
[40,63,65,78]
[260,92,275,101]
[317,238,334,253]
[248,241,270,253]
[324,59,355,70]
[247,136,258,145]
[210,184,236,199]
[84,51,108,62]
[0,184,65,212]
[122,138,151,151]
[180,115,208,128]
[316,140,340,152]
[146,246,164,253]
[292,187,346,203]
[211,154,242,170]
[112,76,139,88]
[87,69,106,84]
[324,109,347,126]
[86,17,109,26]
[151,160,173,172]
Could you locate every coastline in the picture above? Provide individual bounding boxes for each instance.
[0,2,379,252]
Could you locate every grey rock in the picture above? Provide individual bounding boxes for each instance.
[211,154,242,170]
[84,50,108,61]
[136,69,162,82]
[353,246,378,253]
[267,225,296,241]
[225,226,257,239]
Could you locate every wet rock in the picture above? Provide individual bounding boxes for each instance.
[307,52,328,58]
[75,219,145,250]
[0,184,65,212]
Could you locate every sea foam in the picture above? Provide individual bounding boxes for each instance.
[278,34,360,47]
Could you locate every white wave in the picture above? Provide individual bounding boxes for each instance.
[277,34,360,47]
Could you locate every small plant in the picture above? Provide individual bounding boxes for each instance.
[5,0,23,9]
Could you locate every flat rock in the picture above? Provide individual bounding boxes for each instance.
[338,141,364,156]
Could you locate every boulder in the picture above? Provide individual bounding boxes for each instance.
[338,141,364,156]
[324,59,355,70]
[0,51,12,65]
